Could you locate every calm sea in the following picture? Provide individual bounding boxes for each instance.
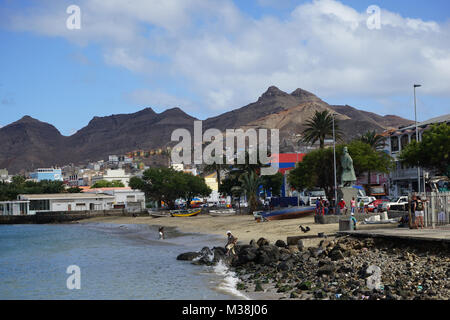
[0,223,248,300]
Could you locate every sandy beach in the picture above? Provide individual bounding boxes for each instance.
[78,214,398,247]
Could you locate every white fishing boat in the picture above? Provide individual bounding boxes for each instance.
[208,208,236,216]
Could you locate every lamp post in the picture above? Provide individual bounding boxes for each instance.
[332,114,338,209]
[414,84,421,193]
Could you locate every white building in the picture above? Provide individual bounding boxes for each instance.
[84,187,146,210]
[0,200,31,215]
[92,169,131,187]
[384,114,450,197]
[17,193,115,214]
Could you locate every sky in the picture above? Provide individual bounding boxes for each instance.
[0,0,449,135]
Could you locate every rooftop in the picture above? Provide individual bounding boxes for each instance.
[18,193,115,200]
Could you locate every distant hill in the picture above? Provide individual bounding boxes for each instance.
[0,87,413,173]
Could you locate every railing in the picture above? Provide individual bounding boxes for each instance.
[413,192,450,228]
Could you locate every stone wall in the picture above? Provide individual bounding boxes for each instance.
[0,209,149,224]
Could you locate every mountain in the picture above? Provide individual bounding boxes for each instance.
[204,86,324,131]
[67,107,197,163]
[0,87,413,173]
[0,116,68,174]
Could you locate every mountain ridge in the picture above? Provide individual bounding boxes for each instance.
[0,87,413,173]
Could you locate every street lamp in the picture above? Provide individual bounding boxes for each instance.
[414,84,421,193]
[332,114,338,209]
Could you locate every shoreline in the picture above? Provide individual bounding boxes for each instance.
[74,214,405,300]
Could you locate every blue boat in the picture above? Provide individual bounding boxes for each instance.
[258,206,316,221]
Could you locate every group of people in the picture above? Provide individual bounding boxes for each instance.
[315,196,368,216]
[315,198,333,215]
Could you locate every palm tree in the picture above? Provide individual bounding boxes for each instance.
[359,130,386,150]
[359,130,387,186]
[302,110,343,148]
[239,171,263,214]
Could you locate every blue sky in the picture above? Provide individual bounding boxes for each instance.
[1,0,449,135]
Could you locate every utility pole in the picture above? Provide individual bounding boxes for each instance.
[332,114,338,209]
[414,84,421,193]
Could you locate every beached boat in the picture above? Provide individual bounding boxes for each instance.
[170,209,201,217]
[257,206,315,221]
[208,209,236,217]
[148,210,171,218]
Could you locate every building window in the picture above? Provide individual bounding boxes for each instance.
[400,135,409,150]
[390,136,399,152]
[30,200,50,211]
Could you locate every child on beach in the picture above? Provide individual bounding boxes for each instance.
[159,227,165,240]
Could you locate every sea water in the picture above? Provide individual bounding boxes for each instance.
[0,223,246,300]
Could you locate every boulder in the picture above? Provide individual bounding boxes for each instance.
[275,240,287,248]
[176,252,201,261]
[317,264,336,276]
[257,237,270,247]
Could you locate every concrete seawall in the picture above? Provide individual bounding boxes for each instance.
[0,209,149,224]
[314,210,406,224]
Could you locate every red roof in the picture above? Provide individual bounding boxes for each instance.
[271,153,305,163]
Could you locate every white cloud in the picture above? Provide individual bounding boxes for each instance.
[4,0,450,115]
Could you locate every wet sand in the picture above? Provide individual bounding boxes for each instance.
[78,214,399,247]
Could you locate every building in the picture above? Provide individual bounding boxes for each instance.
[91,169,131,187]
[29,168,63,182]
[0,200,30,215]
[17,193,115,214]
[83,187,146,210]
[0,168,9,182]
[384,114,450,196]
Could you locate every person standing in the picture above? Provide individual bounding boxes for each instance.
[226,231,238,256]
[338,199,346,215]
[350,197,356,214]
[413,196,425,229]
[158,227,165,240]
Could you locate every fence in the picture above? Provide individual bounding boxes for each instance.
[414,192,450,228]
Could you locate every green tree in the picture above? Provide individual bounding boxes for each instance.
[288,147,337,200]
[91,180,125,188]
[346,140,393,186]
[302,110,343,149]
[67,186,82,193]
[261,172,283,197]
[399,123,450,178]
[359,130,386,150]
[288,141,393,200]
[239,171,263,214]
[129,168,211,209]
[183,174,212,208]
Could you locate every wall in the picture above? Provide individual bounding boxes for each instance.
[0,209,148,224]
[315,210,406,224]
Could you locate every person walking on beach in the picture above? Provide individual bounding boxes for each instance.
[226,231,238,256]
[159,227,165,240]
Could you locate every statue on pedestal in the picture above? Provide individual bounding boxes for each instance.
[340,146,356,187]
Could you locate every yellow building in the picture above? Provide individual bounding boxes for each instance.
[204,172,218,192]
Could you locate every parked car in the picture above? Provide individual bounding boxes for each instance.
[386,196,409,211]
[377,202,389,213]
[367,198,390,212]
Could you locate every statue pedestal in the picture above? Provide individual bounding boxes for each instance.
[337,187,358,213]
